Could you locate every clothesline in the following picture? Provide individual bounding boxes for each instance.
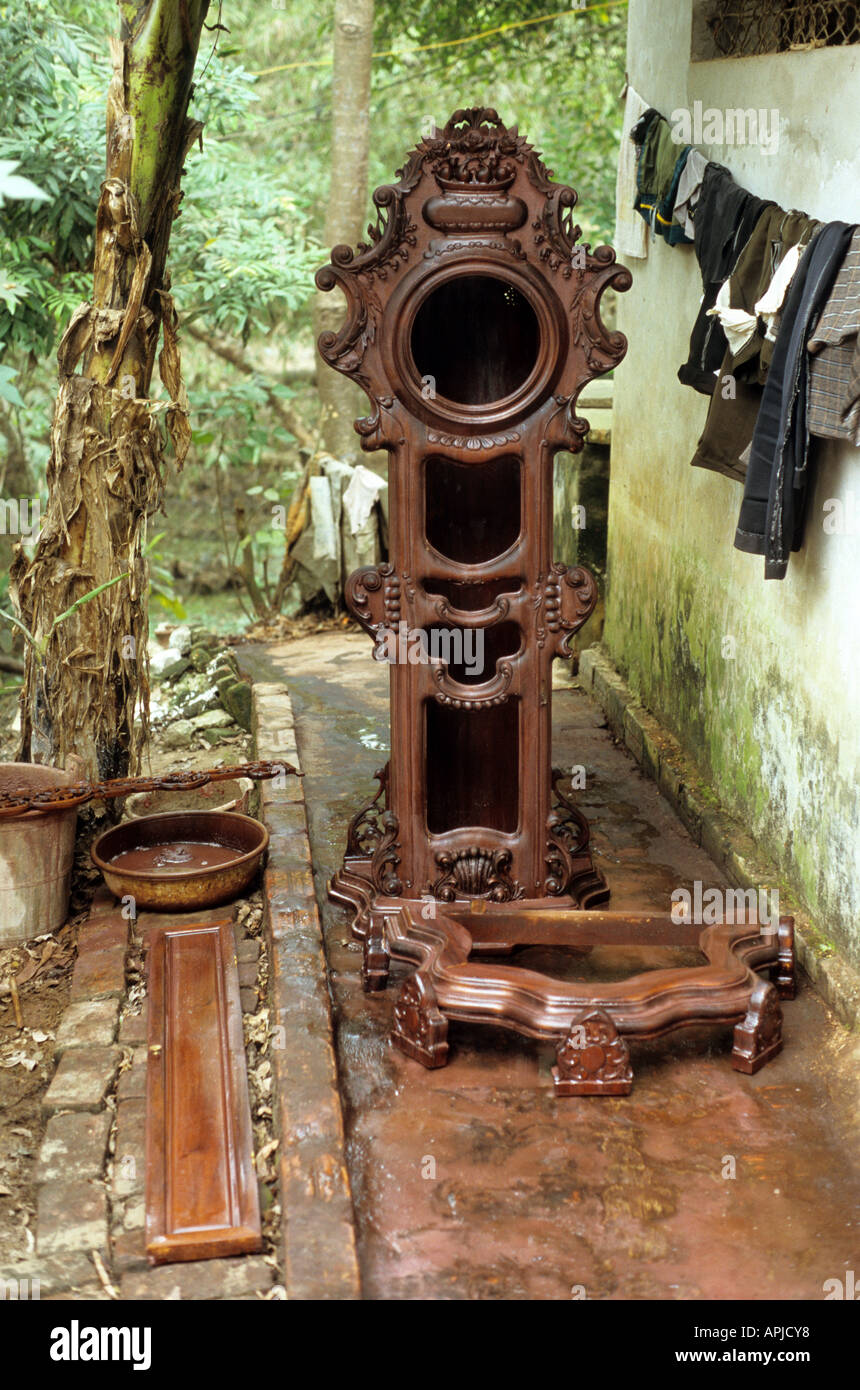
[614,91,860,581]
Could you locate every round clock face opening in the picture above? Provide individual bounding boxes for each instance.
[410,274,541,407]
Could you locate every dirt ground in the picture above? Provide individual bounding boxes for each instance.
[0,952,71,1265]
[241,631,860,1301]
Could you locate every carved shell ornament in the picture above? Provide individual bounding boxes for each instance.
[430,847,525,903]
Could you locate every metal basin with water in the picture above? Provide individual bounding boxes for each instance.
[91,810,269,911]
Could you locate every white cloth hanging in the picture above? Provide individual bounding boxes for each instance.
[614,85,650,260]
[706,242,808,356]
[343,464,388,536]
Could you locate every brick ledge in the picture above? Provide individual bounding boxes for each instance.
[252,681,361,1300]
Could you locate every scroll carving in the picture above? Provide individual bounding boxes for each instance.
[544,563,598,657]
[344,765,389,858]
[344,563,399,638]
[370,809,403,897]
[546,768,592,897]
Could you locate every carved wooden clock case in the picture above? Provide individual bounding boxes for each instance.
[319,109,795,1093]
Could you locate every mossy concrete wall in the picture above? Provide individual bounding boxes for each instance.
[608,1,860,967]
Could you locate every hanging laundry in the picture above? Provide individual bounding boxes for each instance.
[672,148,708,241]
[690,206,819,481]
[343,463,388,537]
[734,221,857,579]
[706,240,809,356]
[631,111,693,246]
[678,164,774,395]
[808,225,860,445]
[614,84,651,260]
[716,207,820,381]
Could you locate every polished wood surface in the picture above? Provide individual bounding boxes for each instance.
[334,869,795,1093]
[145,915,262,1263]
[319,107,630,915]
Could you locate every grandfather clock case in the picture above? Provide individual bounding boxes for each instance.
[320,109,794,1093]
[322,109,626,916]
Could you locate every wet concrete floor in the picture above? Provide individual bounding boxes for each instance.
[242,633,859,1300]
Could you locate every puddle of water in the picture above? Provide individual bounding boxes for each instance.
[357,726,390,752]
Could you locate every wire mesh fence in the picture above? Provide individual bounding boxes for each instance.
[705,0,860,57]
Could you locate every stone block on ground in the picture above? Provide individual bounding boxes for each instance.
[36,1111,112,1186]
[113,1099,145,1198]
[223,680,253,731]
[54,999,119,1055]
[162,719,194,749]
[110,1227,148,1275]
[43,1046,121,1115]
[70,919,127,1002]
[119,1256,274,1301]
[150,647,191,682]
[118,1009,147,1046]
[37,1181,108,1257]
[0,1251,97,1297]
[116,1048,147,1104]
[190,707,235,730]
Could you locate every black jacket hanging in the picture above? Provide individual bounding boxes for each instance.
[678,163,774,395]
[734,221,857,578]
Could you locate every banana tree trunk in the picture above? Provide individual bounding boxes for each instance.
[10,0,209,778]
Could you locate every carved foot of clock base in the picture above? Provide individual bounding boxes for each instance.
[552,1008,633,1096]
[771,917,796,1000]
[732,980,783,1075]
[362,929,389,993]
[392,975,449,1069]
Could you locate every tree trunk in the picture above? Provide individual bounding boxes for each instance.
[10,0,209,777]
[312,0,374,463]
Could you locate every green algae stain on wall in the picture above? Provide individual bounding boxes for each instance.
[604,513,860,966]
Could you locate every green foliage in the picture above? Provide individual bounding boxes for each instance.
[369,0,627,241]
[0,0,628,623]
[0,7,320,358]
[0,349,24,407]
[0,160,49,207]
[145,531,187,619]
[0,5,107,357]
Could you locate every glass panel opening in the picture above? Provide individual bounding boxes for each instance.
[425,454,520,564]
[426,700,519,833]
[422,621,520,686]
[411,275,540,404]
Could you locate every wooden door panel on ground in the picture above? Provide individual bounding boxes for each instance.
[146,915,261,1264]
